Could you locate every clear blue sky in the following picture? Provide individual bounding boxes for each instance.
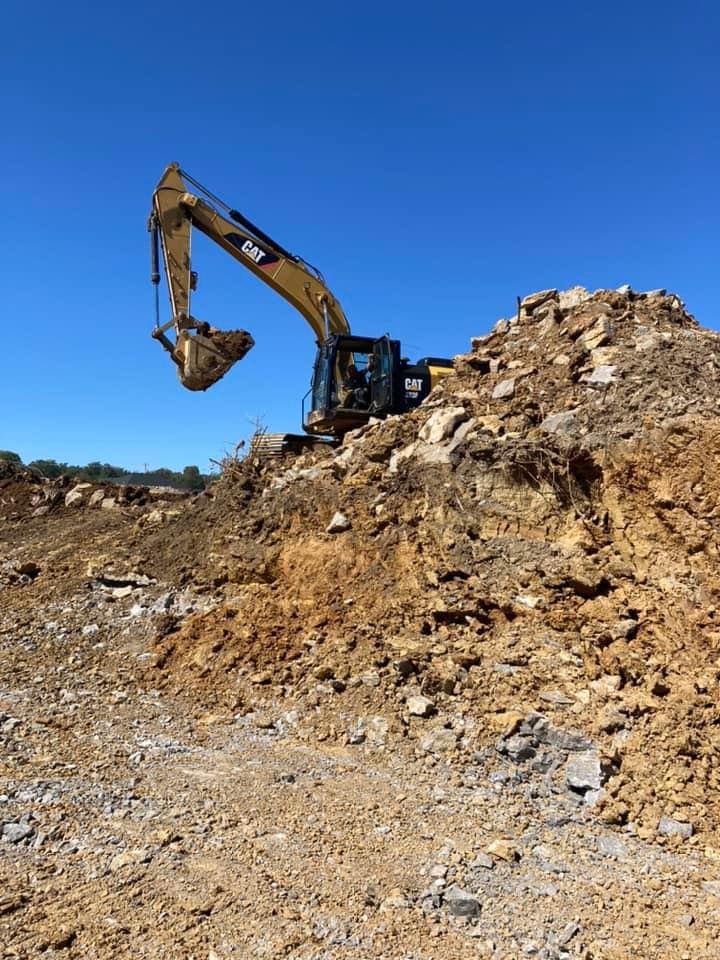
[2,0,717,471]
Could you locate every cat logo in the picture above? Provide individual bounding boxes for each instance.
[405,377,423,392]
[225,232,280,268]
[241,240,267,264]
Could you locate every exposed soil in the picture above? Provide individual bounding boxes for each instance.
[3,285,720,958]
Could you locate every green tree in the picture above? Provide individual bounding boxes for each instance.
[0,450,21,464]
[181,465,205,491]
[28,459,67,479]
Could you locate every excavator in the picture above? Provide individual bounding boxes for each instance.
[149,163,453,452]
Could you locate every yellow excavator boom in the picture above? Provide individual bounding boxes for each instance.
[149,163,350,390]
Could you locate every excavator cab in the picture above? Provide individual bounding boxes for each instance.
[304,334,400,435]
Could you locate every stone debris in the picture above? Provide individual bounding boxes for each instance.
[325,511,351,533]
[443,885,481,918]
[491,378,515,400]
[406,695,435,717]
[657,816,693,839]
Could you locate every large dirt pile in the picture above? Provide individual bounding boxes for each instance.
[152,285,720,843]
[5,284,720,958]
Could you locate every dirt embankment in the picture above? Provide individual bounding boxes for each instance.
[4,284,720,958]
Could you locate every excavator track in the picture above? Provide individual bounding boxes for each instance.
[249,433,339,459]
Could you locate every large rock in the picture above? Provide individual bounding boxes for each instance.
[419,407,467,444]
[443,885,481,918]
[582,317,613,351]
[520,289,558,313]
[540,410,578,435]
[657,816,693,839]
[565,750,604,792]
[419,726,458,755]
[587,364,617,385]
[492,378,515,400]
[407,695,434,718]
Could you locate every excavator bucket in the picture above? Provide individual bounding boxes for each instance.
[174,327,255,391]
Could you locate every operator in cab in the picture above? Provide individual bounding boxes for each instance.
[341,364,369,409]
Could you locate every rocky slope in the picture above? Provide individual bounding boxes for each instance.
[2,284,720,958]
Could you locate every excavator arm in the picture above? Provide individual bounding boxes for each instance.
[149,163,350,390]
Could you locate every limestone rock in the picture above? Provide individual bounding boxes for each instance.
[326,512,351,534]
[443,885,481,918]
[521,289,558,313]
[492,378,515,400]
[418,407,467,444]
[420,726,458,755]
[407,695,434,718]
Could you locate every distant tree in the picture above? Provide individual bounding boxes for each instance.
[181,465,205,491]
[0,450,21,464]
[28,459,66,478]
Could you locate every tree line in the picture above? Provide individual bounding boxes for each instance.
[0,451,209,491]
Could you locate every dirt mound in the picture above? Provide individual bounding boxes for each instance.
[149,285,720,844]
[6,284,720,956]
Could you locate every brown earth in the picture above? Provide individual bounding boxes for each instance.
[3,285,720,958]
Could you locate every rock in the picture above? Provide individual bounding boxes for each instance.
[469,852,494,870]
[2,821,34,844]
[407,695,434,718]
[582,317,613,351]
[486,839,519,862]
[532,718,593,752]
[587,364,617,385]
[703,881,720,897]
[64,489,85,507]
[616,283,633,296]
[394,659,417,678]
[347,721,366,745]
[657,816,693,839]
[101,498,118,510]
[558,921,580,946]
[418,407,467,444]
[89,489,105,507]
[597,835,627,859]
[109,848,151,872]
[366,717,389,747]
[429,864,448,879]
[565,750,604,792]
[419,726,458,755]
[539,410,578,435]
[416,443,457,466]
[501,735,536,761]
[249,670,273,684]
[521,289,558,313]
[558,286,591,309]
[635,332,660,351]
[15,561,40,578]
[388,442,419,473]
[379,890,410,911]
[443,885,481,918]
[492,378,516,400]
[326,512,351,534]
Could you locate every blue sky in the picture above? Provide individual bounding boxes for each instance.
[2,0,717,471]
